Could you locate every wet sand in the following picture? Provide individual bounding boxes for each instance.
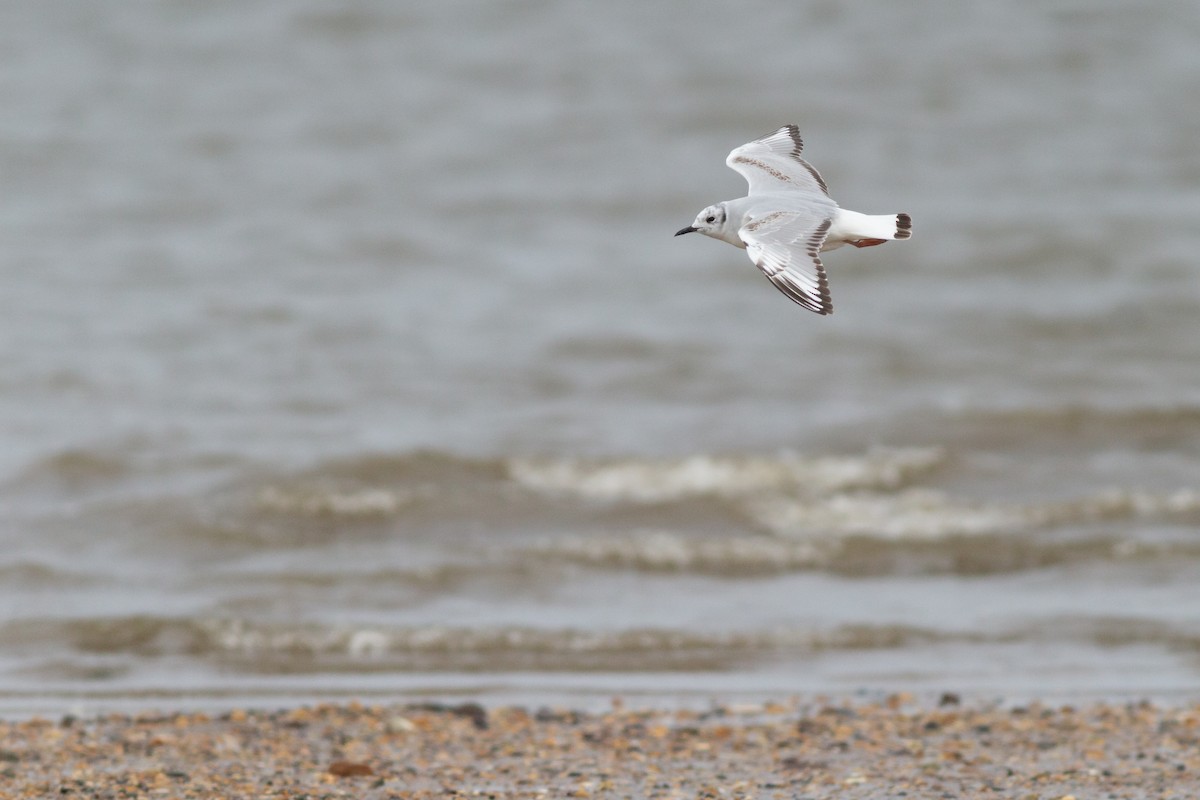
[2,696,1198,798]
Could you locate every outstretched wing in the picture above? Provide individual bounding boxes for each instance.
[740,210,833,315]
[726,125,830,198]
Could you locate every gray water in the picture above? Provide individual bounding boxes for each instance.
[3,1,1200,715]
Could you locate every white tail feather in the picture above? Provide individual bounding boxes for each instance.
[826,210,912,249]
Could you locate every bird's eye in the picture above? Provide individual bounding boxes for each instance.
[706,215,715,223]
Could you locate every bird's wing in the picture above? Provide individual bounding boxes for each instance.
[726,125,831,198]
[739,210,833,315]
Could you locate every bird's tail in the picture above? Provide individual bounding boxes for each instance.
[856,212,912,240]
[836,211,912,249]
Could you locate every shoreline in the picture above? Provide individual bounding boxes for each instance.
[3,696,1198,798]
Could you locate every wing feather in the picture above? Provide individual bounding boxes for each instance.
[740,212,833,315]
[726,125,831,198]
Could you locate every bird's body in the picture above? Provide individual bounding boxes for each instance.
[675,125,911,315]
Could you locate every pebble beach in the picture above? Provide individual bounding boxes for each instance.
[4,698,1199,798]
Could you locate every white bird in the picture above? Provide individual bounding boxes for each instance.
[675,125,911,315]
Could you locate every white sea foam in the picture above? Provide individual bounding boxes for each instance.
[194,617,933,661]
[254,486,414,516]
[750,490,1027,539]
[528,529,828,572]
[751,487,1200,540]
[507,448,944,503]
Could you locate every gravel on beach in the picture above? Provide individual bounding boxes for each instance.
[2,696,1198,798]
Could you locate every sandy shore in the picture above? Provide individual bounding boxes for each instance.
[2,696,1198,798]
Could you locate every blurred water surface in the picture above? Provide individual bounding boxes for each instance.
[2,1,1200,713]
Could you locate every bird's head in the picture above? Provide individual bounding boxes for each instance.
[675,204,726,238]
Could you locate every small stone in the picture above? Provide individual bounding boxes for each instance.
[387,716,417,733]
[328,761,374,777]
[453,702,488,730]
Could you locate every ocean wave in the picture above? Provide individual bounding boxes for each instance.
[0,560,102,589]
[524,526,1200,577]
[506,448,945,503]
[186,448,947,535]
[0,615,953,671]
[223,450,508,522]
[204,561,550,594]
[6,448,132,491]
[6,615,1199,675]
[527,530,830,573]
[21,444,1198,578]
[888,404,1200,452]
[751,488,1200,540]
[290,450,509,484]
[253,485,423,517]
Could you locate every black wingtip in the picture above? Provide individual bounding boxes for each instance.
[895,213,913,240]
[782,124,803,159]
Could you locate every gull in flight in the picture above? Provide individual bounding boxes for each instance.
[675,125,911,315]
